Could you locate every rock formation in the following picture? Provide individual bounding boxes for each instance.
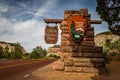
[0,41,26,54]
[95,33,120,46]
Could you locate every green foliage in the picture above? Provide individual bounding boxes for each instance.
[96,0,120,35]
[2,46,11,59]
[103,38,120,61]
[0,42,24,59]
[104,38,120,52]
[104,39,112,49]
[30,46,47,59]
[48,54,60,59]
[0,43,48,60]
[22,53,31,60]
[11,43,23,59]
[113,39,120,51]
[0,46,3,58]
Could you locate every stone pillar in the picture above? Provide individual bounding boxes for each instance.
[54,8,105,74]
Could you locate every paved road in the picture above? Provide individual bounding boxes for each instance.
[0,59,56,80]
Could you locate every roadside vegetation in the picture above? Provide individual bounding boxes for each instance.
[94,32,120,80]
[103,38,120,62]
[0,43,23,59]
[0,43,48,60]
[95,2,120,79]
[30,46,47,59]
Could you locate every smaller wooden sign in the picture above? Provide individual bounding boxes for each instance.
[44,26,58,44]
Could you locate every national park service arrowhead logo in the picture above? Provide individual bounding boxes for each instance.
[67,15,88,42]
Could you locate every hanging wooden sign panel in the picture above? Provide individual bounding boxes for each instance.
[44,26,58,44]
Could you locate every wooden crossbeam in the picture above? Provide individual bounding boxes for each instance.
[44,19,63,23]
[89,20,102,24]
[44,19,102,24]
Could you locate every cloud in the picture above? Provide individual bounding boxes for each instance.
[34,0,57,18]
[0,4,8,13]
[0,17,13,34]
[0,16,57,52]
[12,19,60,52]
[0,0,60,52]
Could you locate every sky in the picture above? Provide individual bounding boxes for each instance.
[0,0,109,52]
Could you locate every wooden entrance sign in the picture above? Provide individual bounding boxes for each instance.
[44,8,105,74]
[45,26,58,44]
[44,18,101,44]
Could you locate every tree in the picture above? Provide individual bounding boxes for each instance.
[12,43,23,59]
[104,39,113,51]
[22,53,31,60]
[96,0,120,35]
[113,38,120,51]
[0,42,24,59]
[30,46,47,59]
[3,46,10,59]
[0,46,3,58]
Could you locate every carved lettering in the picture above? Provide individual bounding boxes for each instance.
[45,26,58,44]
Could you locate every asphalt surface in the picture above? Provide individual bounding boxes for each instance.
[0,59,56,80]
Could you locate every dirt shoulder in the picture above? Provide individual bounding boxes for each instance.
[27,60,120,80]
[93,61,120,80]
[28,61,97,80]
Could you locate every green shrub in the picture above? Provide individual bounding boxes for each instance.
[48,54,60,59]
[30,46,47,59]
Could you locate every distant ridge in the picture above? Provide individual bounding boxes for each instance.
[95,31,112,36]
[0,41,26,54]
[0,41,16,46]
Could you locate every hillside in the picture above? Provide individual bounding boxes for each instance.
[94,31,120,47]
[0,41,26,54]
[94,32,120,80]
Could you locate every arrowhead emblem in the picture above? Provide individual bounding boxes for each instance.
[67,15,88,42]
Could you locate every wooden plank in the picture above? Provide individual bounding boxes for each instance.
[89,20,102,24]
[44,19,102,25]
[44,19,63,23]
[44,19,102,24]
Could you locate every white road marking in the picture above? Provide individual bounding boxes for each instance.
[24,74,30,78]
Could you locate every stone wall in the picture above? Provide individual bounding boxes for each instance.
[46,47,60,56]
